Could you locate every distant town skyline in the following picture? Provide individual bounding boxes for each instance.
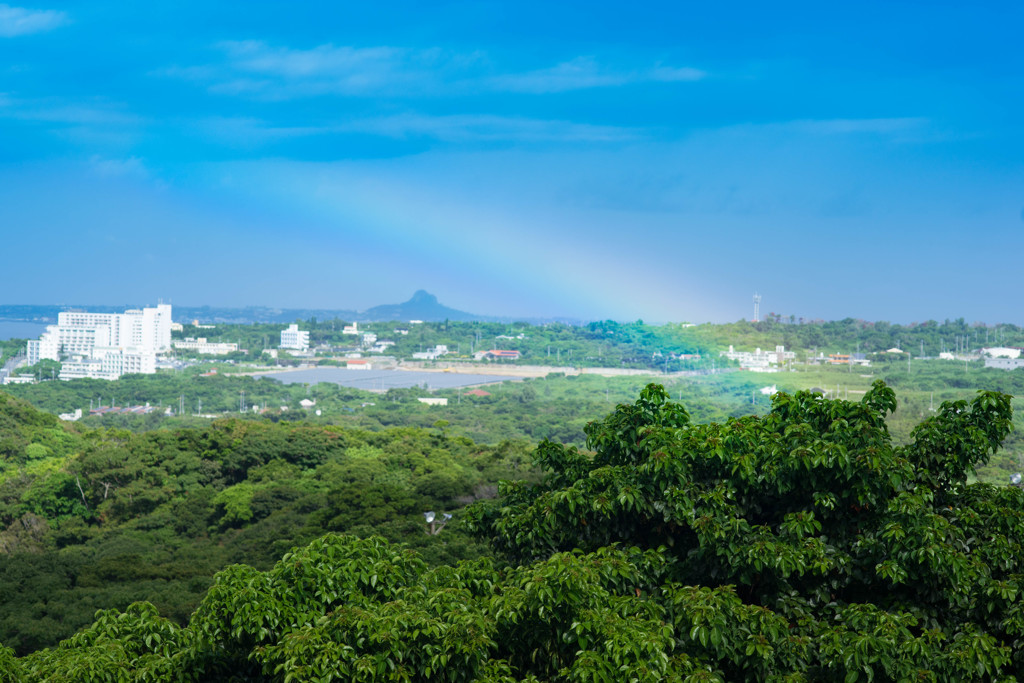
[1,2,1021,324]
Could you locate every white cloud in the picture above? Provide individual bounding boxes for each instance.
[181,41,468,99]
[183,113,637,147]
[343,113,640,143]
[789,118,930,135]
[162,41,704,99]
[0,4,68,37]
[197,116,327,146]
[648,65,706,83]
[489,57,706,93]
[709,117,936,143]
[89,155,148,178]
[0,95,140,126]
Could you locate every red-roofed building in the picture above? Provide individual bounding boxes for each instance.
[474,349,521,361]
[464,389,491,397]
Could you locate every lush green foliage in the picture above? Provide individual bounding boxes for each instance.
[0,393,532,653]
[175,318,712,372]
[7,382,1024,681]
[173,316,1024,370]
[678,316,1024,357]
[3,369,765,448]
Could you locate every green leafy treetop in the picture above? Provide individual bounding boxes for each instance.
[7,382,1024,682]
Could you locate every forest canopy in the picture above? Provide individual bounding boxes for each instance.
[4,382,1024,681]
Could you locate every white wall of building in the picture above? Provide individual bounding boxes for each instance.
[34,304,171,381]
[280,324,310,351]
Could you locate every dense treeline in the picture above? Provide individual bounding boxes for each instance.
[6,383,1024,680]
[176,318,711,371]
[174,316,1024,370]
[676,316,1024,357]
[3,370,763,447]
[0,392,534,653]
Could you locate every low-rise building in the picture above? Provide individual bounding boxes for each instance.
[473,349,521,361]
[720,345,794,372]
[414,345,450,360]
[173,337,239,355]
[280,324,310,351]
[985,358,1024,370]
[983,347,1021,359]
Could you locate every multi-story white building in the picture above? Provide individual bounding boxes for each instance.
[280,324,310,351]
[27,304,171,380]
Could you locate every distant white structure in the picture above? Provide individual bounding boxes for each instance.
[720,345,795,372]
[418,397,448,406]
[983,347,1021,359]
[413,344,449,360]
[26,304,171,381]
[369,339,396,353]
[939,352,956,360]
[280,324,310,351]
[342,322,359,335]
[173,337,239,355]
[985,358,1024,371]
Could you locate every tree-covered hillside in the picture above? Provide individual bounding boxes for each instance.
[0,392,534,654]
[2,369,763,447]
[165,316,1024,368]
[5,383,1024,680]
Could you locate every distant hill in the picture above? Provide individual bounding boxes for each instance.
[358,290,483,322]
[0,293,580,326]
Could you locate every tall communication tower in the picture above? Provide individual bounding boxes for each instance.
[752,293,762,323]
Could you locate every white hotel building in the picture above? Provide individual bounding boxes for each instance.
[27,304,172,381]
[280,324,310,351]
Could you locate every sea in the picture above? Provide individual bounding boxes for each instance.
[0,321,48,341]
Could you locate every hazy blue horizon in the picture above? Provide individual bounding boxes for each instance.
[1,2,1021,324]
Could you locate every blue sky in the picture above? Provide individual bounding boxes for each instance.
[1,1,1021,323]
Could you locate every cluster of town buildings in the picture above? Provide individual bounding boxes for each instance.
[26,304,173,380]
[16,306,525,383]
[719,345,798,373]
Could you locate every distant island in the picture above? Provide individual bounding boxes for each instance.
[0,290,584,326]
